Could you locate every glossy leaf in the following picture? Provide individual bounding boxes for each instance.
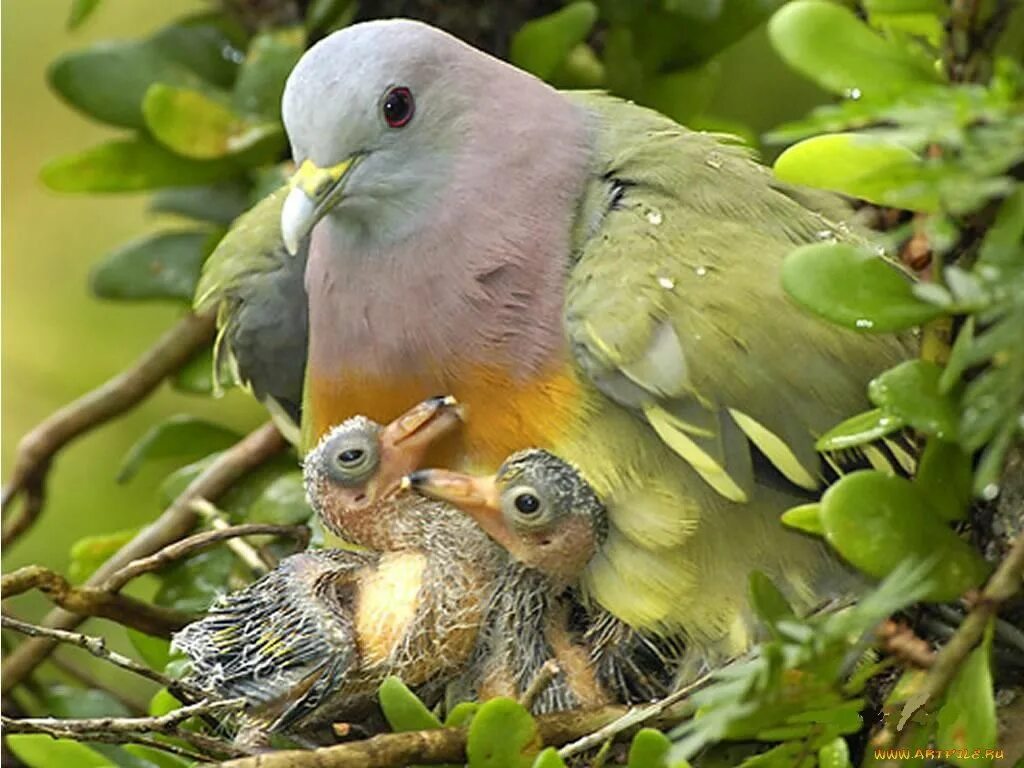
[153,546,235,613]
[42,684,130,718]
[68,0,102,30]
[818,737,852,768]
[149,181,250,224]
[117,415,239,482]
[749,571,796,627]
[627,729,672,768]
[247,472,311,526]
[444,701,480,727]
[47,41,197,129]
[127,629,172,672]
[936,621,996,767]
[531,748,568,768]
[510,2,599,81]
[172,344,216,394]
[149,688,183,717]
[41,138,242,193]
[466,697,542,768]
[639,63,719,125]
[782,244,942,332]
[144,85,284,161]
[379,676,442,731]
[820,471,990,601]
[68,528,136,583]
[816,408,904,451]
[868,361,959,440]
[774,134,928,210]
[91,230,218,303]
[864,0,946,43]
[232,27,306,119]
[780,502,824,535]
[914,439,971,521]
[6,735,113,768]
[768,0,941,99]
[150,13,246,89]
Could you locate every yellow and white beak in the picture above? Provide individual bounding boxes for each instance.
[281,156,359,254]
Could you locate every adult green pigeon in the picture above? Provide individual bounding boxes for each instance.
[197,19,911,658]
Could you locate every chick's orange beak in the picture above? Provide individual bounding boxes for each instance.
[376,396,465,496]
[403,469,512,547]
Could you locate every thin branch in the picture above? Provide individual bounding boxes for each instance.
[1,699,249,761]
[898,532,1024,730]
[1,566,192,637]
[1,312,216,530]
[557,671,713,759]
[1,474,46,550]
[1,615,180,691]
[1,420,287,695]
[187,500,282,573]
[106,520,310,591]
[519,660,561,711]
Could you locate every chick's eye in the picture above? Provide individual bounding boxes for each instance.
[514,492,541,515]
[382,86,414,128]
[337,448,365,466]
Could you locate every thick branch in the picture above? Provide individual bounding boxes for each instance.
[2,566,191,637]
[1,312,216,533]
[1,422,286,694]
[899,532,1024,729]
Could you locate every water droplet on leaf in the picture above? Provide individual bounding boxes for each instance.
[694,266,708,277]
[657,276,675,290]
[980,483,1000,501]
[645,208,663,225]
[855,318,874,329]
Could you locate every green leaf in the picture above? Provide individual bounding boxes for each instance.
[749,571,796,627]
[47,41,197,129]
[639,63,719,125]
[42,684,131,718]
[768,0,942,99]
[816,408,904,451]
[774,134,930,210]
[68,0,102,30]
[7,735,114,768]
[69,528,137,583]
[127,629,172,672]
[379,676,442,731]
[143,85,284,161]
[153,546,235,613]
[531,748,568,768]
[149,688,183,717]
[818,737,852,768]
[782,244,942,332]
[510,2,599,81]
[150,14,246,89]
[247,472,311,526]
[977,187,1024,269]
[122,745,191,768]
[781,502,824,535]
[172,344,216,395]
[819,471,990,601]
[863,0,947,43]
[868,361,959,440]
[91,230,218,303]
[550,44,605,89]
[444,701,480,727]
[118,415,239,482]
[914,439,971,521]
[627,729,672,768]
[466,698,541,768]
[149,181,250,225]
[936,621,996,767]
[306,0,358,33]
[41,138,243,193]
[232,27,306,119]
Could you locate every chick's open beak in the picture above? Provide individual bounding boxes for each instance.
[376,397,465,495]
[281,156,360,254]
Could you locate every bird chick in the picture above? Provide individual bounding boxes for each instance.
[409,449,681,714]
[173,397,501,742]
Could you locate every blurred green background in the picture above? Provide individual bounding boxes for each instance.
[1,0,264,624]
[0,0,825,622]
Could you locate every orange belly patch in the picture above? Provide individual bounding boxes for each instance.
[354,551,427,666]
[308,362,583,471]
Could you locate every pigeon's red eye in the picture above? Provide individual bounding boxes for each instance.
[382,86,414,128]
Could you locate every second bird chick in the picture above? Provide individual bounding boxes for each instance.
[409,448,681,714]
